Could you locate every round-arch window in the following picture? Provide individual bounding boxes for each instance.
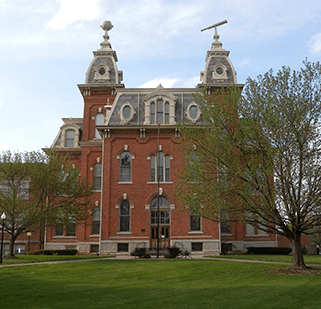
[216,67,224,75]
[98,67,106,75]
[189,106,198,119]
[123,106,131,119]
[151,197,169,208]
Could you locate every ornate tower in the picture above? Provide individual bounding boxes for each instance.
[200,20,237,88]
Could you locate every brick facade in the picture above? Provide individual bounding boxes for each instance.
[44,21,287,256]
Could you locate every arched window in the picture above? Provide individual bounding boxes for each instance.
[119,200,130,232]
[150,152,170,182]
[157,99,163,124]
[93,163,102,190]
[95,113,104,139]
[92,207,100,235]
[65,130,75,147]
[189,152,199,182]
[120,152,131,182]
[190,213,201,231]
[150,103,155,125]
[150,197,170,225]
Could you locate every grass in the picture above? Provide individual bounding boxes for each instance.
[0,254,110,264]
[0,259,321,308]
[208,254,321,264]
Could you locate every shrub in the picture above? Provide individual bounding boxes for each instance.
[166,247,181,258]
[28,249,78,256]
[246,247,292,255]
[134,248,147,258]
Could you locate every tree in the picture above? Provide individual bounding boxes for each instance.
[176,60,321,269]
[0,151,93,258]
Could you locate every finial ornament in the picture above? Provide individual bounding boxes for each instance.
[201,19,227,51]
[99,20,114,50]
[201,19,227,32]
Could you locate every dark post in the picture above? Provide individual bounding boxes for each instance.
[27,232,32,253]
[0,213,6,263]
[157,124,160,259]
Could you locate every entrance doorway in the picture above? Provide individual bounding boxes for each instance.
[150,226,170,247]
[150,196,170,248]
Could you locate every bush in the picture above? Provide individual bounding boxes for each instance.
[134,248,147,258]
[28,249,78,256]
[246,247,292,255]
[166,247,182,258]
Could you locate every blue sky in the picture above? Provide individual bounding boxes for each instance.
[1,0,321,152]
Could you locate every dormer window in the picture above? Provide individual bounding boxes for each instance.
[185,102,202,123]
[95,113,104,139]
[143,86,177,125]
[150,100,170,125]
[119,103,136,124]
[65,130,75,147]
[94,65,110,83]
[212,64,228,81]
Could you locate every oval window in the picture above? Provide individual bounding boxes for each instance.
[98,67,106,75]
[189,106,198,119]
[216,67,224,75]
[123,106,131,119]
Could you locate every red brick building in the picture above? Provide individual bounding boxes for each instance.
[45,21,277,255]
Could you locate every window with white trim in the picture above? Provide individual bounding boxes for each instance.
[95,113,104,139]
[119,152,131,182]
[119,200,130,232]
[65,130,75,147]
[150,152,170,182]
[92,207,100,235]
[93,163,102,191]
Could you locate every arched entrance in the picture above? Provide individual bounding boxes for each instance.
[150,196,170,248]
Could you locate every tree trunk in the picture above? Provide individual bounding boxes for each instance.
[6,233,18,259]
[292,233,306,269]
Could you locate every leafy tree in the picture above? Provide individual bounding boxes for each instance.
[0,151,93,258]
[176,61,321,269]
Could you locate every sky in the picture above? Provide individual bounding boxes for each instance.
[1,0,321,152]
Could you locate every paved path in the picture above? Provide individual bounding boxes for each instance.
[0,256,320,268]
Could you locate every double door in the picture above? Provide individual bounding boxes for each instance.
[150,226,170,248]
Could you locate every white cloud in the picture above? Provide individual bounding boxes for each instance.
[309,33,321,55]
[139,76,199,88]
[0,143,9,152]
[239,59,250,67]
[46,0,102,29]
[139,78,182,88]
[0,99,3,107]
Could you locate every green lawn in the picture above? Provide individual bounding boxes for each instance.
[0,259,320,308]
[0,254,110,264]
[208,254,321,264]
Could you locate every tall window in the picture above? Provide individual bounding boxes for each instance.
[119,200,130,232]
[189,152,199,182]
[54,216,76,237]
[150,197,170,225]
[246,213,267,235]
[150,100,170,125]
[150,103,155,125]
[150,152,170,182]
[92,207,100,235]
[95,113,104,139]
[65,130,75,147]
[220,211,231,234]
[120,152,131,182]
[190,213,201,231]
[0,179,29,199]
[93,163,102,190]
